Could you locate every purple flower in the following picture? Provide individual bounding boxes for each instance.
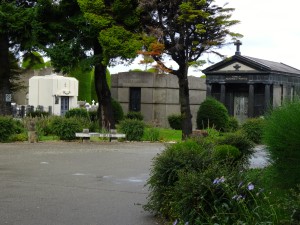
[213,176,226,185]
[173,219,178,225]
[248,183,254,191]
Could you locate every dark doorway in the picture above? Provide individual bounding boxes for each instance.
[129,87,141,112]
[61,96,69,116]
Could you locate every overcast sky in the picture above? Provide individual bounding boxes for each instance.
[109,0,300,75]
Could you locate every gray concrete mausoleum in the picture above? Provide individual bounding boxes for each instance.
[203,41,300,123]
[111,72,206,128]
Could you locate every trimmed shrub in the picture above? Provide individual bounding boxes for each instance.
[167,114,182,130]
[125,111,143,120]
[0,116,17,142]
[196,97,229,131]
[263,100,300,188]
[111,98,124,123]
[65,108,89,119]
[217,131,254,164]
[241,117,265,144]
[119,119,145,141]
[227,116,239,132]
[51,117,82,140]
[212,144,241,161]
[27,110,49,117]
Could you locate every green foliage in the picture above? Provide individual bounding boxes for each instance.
[167,114,182,130]
[9,133,28,142]
[111,98,124,123]
[22,52,45,70]
[227,116,239,132]
[119,119,145,141]
[217,131,254,164]
[65,108,89,119]
[143,127,160,142]
[241,117,265,144]
[125,111,143,120]
[0,117,19,142]
[70,67,93,102]
[51,117,82,140]
[263,100,300,189]
[212,144,241,162]
[196,97,229,131]
[27,111,50,118]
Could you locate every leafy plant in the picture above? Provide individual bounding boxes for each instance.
[168,114,182,130]
[0,116,18,142]
[52,117,82,140]
[119,119,145,141]
[196,97,229,131]
[143,127,160,142]
[227,116,239,132]
[65,108,89,119]
[212,144,241,162]
[263,100,300,189]
[111,98,124,123]
[241,117,265,144]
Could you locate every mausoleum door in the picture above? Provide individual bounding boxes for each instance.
[129,87,141,112]
[234,93,248,123]
[61,96,69,116]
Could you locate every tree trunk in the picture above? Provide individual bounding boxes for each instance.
[177,66,193,139]
[0,33,12,116]
[93,41,115,130]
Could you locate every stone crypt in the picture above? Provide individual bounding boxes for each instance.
[203,41,300,122]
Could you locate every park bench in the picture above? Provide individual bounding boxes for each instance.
[76,129,126,142]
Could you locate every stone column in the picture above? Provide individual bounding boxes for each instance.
[248,83,254,117]
[220,83,226,104]
[265,83,271,111]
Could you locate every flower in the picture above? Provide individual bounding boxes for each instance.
[213,176,226,185]
[173,219,178,225]
[248,183,254,191]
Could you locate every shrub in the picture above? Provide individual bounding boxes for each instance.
[125,111,143,120]
[111,98,124,123]
[196,97,229,131]
[241,117,265,144]
[88,110,98,122]
[51,117,82,140]
[143,127,160,142]
[227,116,239,132]
[263,100,300,189]
[212,144,241,162]
[27,110,49,117]
[217,131,254,164]
[65,108,89,119]
[0,116,17,142]
[167,114,182,130]
[119,119,145,141]
[9,133,28,142]
[144,140,210,217]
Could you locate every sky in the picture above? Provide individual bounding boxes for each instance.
[108,0,300,75]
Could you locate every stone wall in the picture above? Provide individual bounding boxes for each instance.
[111,72,206,129]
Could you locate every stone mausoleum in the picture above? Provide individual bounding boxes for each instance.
[111,72,206,128]
[203,41,300,123]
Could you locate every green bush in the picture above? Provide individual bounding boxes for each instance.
[27,110,49,117]
[263,100,300,189]
[111,98,124,123]
[212,144,241,161]
[51,117,82,140]
[144,140,210,217]
[217,131,254,164]
[227,116,239,132]
[0,116,17,142]
[167,114,182,130]
[9,133,28,142]
[241,117,265,144]
[119,119,145,141]
[88,110,98,122]
[65,108,89,119]
[143,127,160,142]
[196,97,229,131]
[125,111,143,120]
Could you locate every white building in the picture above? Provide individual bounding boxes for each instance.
[28,74,79,116]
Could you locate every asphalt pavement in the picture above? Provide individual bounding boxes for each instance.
[0,141,165,225]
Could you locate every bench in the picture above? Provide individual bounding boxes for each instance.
[76,129,126,142]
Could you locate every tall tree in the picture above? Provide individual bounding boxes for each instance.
[139,0,241,139]
[0,1,36,115]
[36,0,141,129]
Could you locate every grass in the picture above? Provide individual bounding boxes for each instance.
[157,128,182,142]
[39,135,60,141]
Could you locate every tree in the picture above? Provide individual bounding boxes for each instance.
[0,1,36,115]
[139,0,241,139]
[36,0,142,129]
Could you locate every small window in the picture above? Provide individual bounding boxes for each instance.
[55,96,59,104]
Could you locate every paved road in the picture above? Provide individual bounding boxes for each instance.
[0,141,165,225]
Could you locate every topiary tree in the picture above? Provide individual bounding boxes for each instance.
[196,97,229,131]
[168,114,183,130]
